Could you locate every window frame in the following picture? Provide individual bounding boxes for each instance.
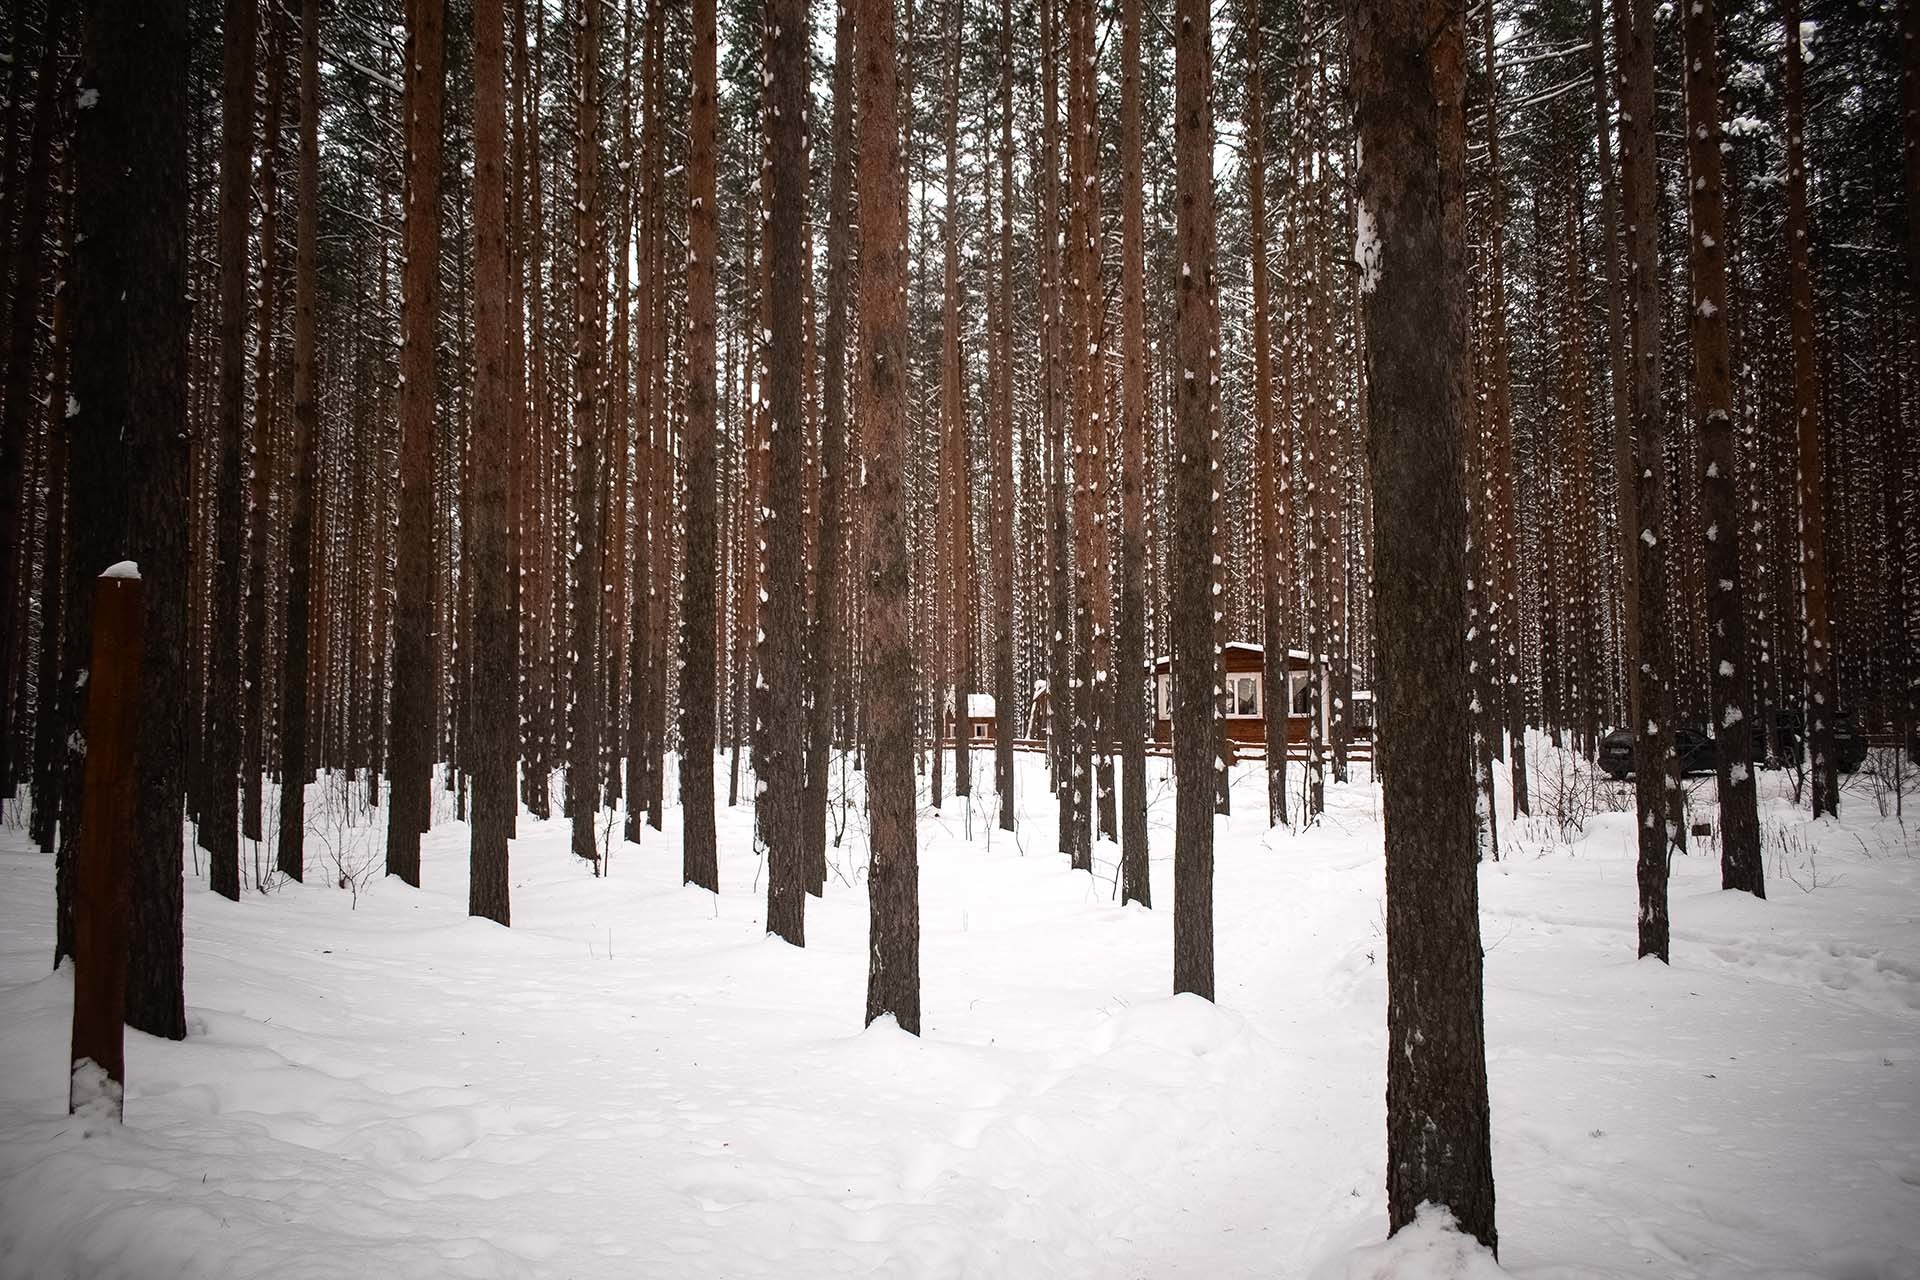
[1226,672,1261,720]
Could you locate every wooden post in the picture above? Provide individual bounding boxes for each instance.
[69,563,145,1121]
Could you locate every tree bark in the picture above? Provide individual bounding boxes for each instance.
[64,0,190,1038]
[857,0,920,1033]
[276,0,319,885]
[1351,0,1497,1248]
[1171,0,1215,1000]
[243,11,283,847]
[808,0,855,888]
[1784,0,1838,818]
[568,0,606,870]
[1247,0,1288,834]
[1683,0,1761,896]
[1480,3,1527,818]
[385,0,446,886]
[1115,0,1149,901]
[760,0,810,944]
[940,3,970,805]
[990,0,1016,834]
[681,0,721,891]
[205,0,256,900]
[468,0,512,925]
[0,0,66,822]
[1614,0,1674,960]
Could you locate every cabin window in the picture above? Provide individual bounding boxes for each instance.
[1228,673,1260,719]
[1156,674,1171,720]
[1293,676,1313,716]
[972,723,987,739]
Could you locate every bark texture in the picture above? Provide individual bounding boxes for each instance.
[1683,0,1761,896]
[1351,0,1497,1249]
[681,0,721,892]
[1171,0,1215,1000]
[65,0,191,1039]
[857,0,921,1034]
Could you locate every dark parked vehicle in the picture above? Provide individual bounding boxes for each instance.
[1601,713,1865,781]
[1598,726,1717,781]
[1759,709,1866,773]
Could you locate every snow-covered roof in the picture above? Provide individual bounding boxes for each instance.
[1150,642,1321,668]
[943,690,997,718]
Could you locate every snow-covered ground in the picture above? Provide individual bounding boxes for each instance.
[0,744,1916,1279]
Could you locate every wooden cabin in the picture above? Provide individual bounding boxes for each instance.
[1150,642,1340,748]
[940,691,999,744]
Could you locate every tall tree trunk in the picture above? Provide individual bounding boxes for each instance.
[1064,0,1099,870]
[1352,0,1497,1248]
[468,0,512,924]
[1589,0,1634,734]
[857,0,920,1033]
[505,0,527,837]
[1247,0,1287,833]
[1784,0,1837,818]
[276,0,319,884]
[990,0,1016,834]
[1171,0,1214,1000]
[1044,0,1073,852]
[681,0,721,891]
[1903,0,1920,764]
[1,0,66,820]
[1480,2,1527,818]
[32,169,72,859]
[243,12,283,847]
[808,0,855,890]
[386,0,447,885]
[568,0,606,870]
[1684,0,1761,896]
[520,0,550,819]
[1115,0,1149,901]
[64,0,190,1039]
[1615,0,1675,960]
[760,0,809,944]
[940,5,971,805]
[205,0,256,902]
[643,8,668,833]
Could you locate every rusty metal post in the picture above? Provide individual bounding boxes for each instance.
[68,562,144,1121]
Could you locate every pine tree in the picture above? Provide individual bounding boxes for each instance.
[682,0,722,892]
[468,0,513,924]
[1170,0,1214,1000]
[205,0,256,902]
[1616,0,1675,962]
[991,0,1018,834]
[858,0,921,1033]
[0,0,66,829]
[1683,0,1761,896]
[1784,0,1839,819]
[1352,0,1497,1248]
[1246,0,1288,834]
[568,0,607,871]
[243,10,284,847]
[276,0,319,885]
[1115,0,1150,902]
[760,0,811,944]
[65,0,191,1039]
[386,0,447,887]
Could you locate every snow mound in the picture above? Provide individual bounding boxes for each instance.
[1310,1205,1509,1280]
[1092,992,1246,1058]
